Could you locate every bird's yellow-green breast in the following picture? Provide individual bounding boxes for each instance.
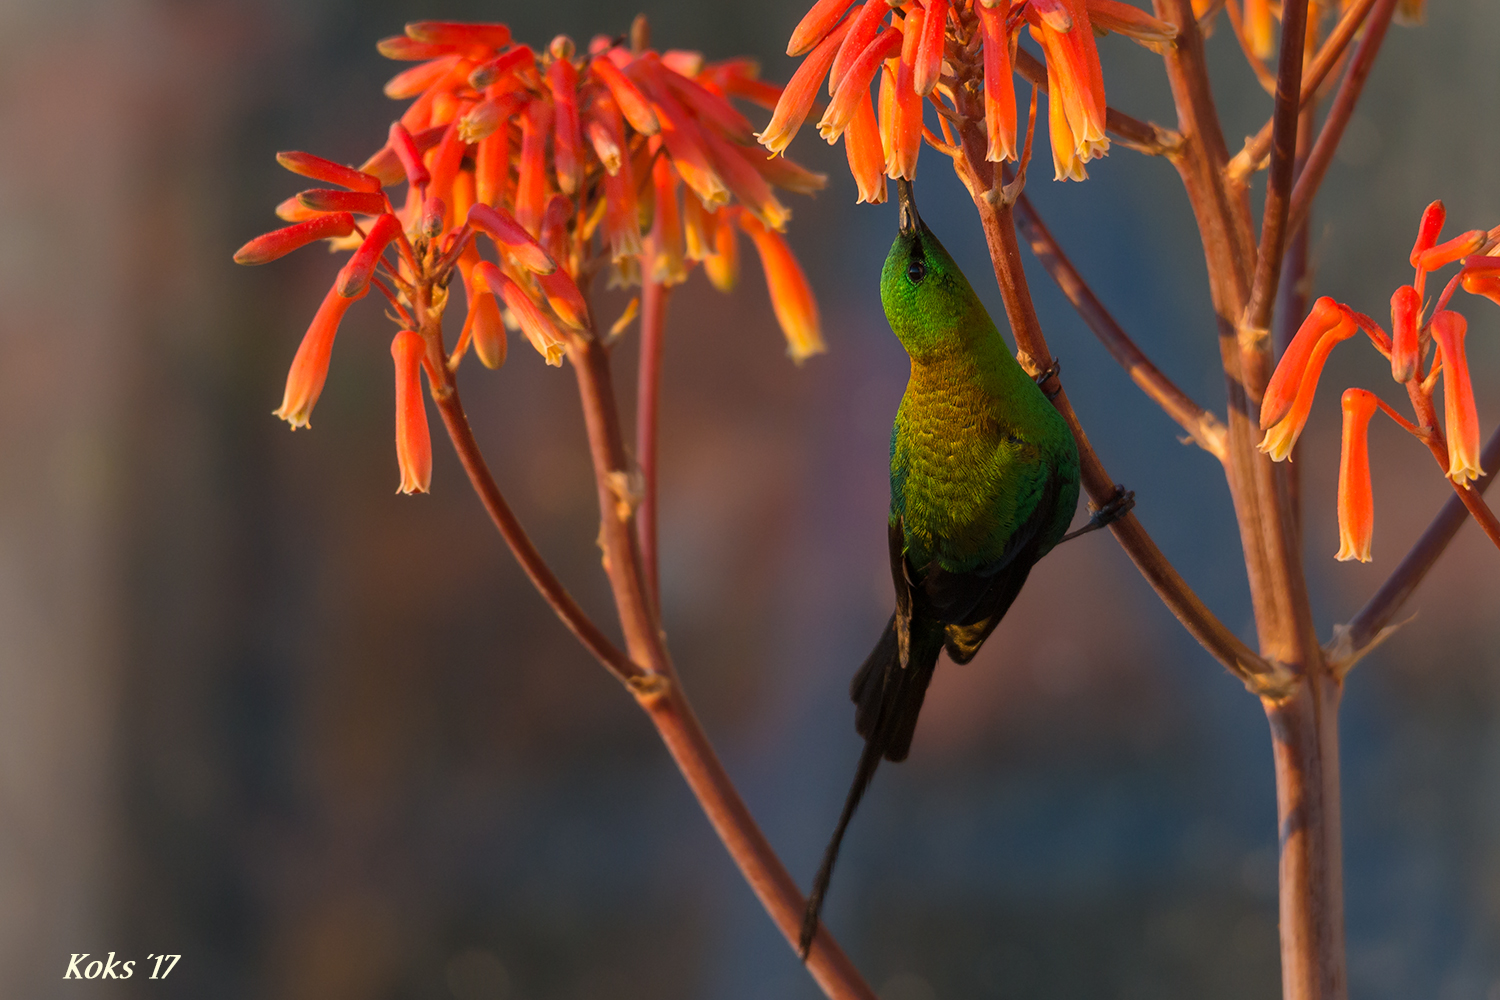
[880,190,1078,575]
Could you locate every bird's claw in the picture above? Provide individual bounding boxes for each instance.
[1033,357,1062,399]
[1059,484,1135,543]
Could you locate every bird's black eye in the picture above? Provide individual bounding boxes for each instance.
[907,258,926,284]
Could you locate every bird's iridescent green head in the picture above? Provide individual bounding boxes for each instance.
[880,178,998,363]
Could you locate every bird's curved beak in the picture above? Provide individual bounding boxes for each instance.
[897,177,921,237]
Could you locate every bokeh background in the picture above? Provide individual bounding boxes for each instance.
[2,1,1497,997]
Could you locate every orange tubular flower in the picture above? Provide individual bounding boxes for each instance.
[760,21,851,156]
[1259,300,1357,461]
[977,2,1017,163]
[819,27,903,144]
[1460,255,1500,308]
[1261,296,1349,430]
[1431,310,1484,488]
[1031,0,1108,180]
[274,283,368,429]
[887,9,925,180]
[1389,284,1421,383]
[913,0,949,97]
[1336,389,1379,562]
[391,330,433,494]
[739,213,824,362]
[844,86,887,204]
[241,17,826,474]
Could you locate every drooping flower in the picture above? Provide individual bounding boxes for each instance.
[391,330,433,494]
[739,211,824,362]
[236,18,830,490]
[1430,310,1483,488]
[1336,389,1379,562]
[764,0,1169,189]
[1259,297,1357,459]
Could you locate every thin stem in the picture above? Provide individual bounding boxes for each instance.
[431,386,645,683]
[1226,0,1379,182]
[1285,0,1401,240]
[1012,49,1181,156]
[568,334,878,998]
[948,110,1289,696]
[1011,192,1229,462]
[1244,0,1310,332]
[1406,387,1500,552]
[635,277,670,614]
[1332,422,1500,670]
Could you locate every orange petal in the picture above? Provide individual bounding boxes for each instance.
[1409,200,1446,267]
[1460,256,1500,308]
[1389,285,1421,383]
[469,46,536,89]
[467,203,557,274]
[739,213,824,362]
[548,53,583,195]
[276,151,384,193]
[1431,310,1484,487]
[1335,388,1378,562]
[385,54,462,99]
[759,20,853,155]
[336,213,405,297]
[657,65,755,142]
[405,21,513,50]
[388,121,431,189]
[914,0,949,97]
[699,127,792,230]
[1259,307,1357,461]
[788,0,858,57]
[474,262,568,365]
[649,157,688,285]
[466,292,508,369]
[704,209,740,292]
[820,27,903,143]
[830,0,893,96]
[515,98,553,235]
[977,3,1018,162]
[589,56,661,135]
[474,129,509,208]
[274,282,368,429]
[644,76,730,208]
[1262,296,1347,429]
[390,330,433,494]
[1416,230,1486,273]
[377,35,451,61]
[844,84,887,204]
[235,213,356,265]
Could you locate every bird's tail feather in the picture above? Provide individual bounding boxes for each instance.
[800,614,942,959]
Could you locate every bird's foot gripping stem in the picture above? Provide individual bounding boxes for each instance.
[1060,484,1136,543]
[1032,357,1062,400]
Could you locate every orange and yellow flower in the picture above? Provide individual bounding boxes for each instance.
[236,19,829,489]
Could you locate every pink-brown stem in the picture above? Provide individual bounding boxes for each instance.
[1284,0,1401,240]
[635,277,671,614]
[1012,191,1229,462]
[568,334,878,999]
[1225,0,1379,182]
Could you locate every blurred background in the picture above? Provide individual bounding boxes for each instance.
[1,0,1497,997]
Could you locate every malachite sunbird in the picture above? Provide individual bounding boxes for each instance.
[799,178,1102,957]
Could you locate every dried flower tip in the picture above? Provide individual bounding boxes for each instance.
[1410,200,1446,267]
[274,282,368,429]
[405,21,513,50]
[739,213,823,362]
[549,34,576,60]
[1431,310,1484,487]
[474,261,568,365]
[458,98,503,143]
[235,213,356,265]
[276,151,383,193]
[587,118,623,174]
[336,213,404,298]
[589,57,661,135]
[297,188,388,216]
[420,196,446,237]
[1389,284,1421,383]
[1335,389,1378,562]
[390,330,432,494]
[466,203,557,275]
[377,36,451,61]
[469,46,536,89]
[388,121,431,189]
[1416,230,1486,273]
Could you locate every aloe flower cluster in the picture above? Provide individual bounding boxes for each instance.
[760,0,1175,189]
[236,19,828,493]
[1258,201,1500,562]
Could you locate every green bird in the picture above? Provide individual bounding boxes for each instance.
[799,178,1121,957]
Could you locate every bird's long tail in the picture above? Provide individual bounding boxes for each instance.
[799,615,941,958]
